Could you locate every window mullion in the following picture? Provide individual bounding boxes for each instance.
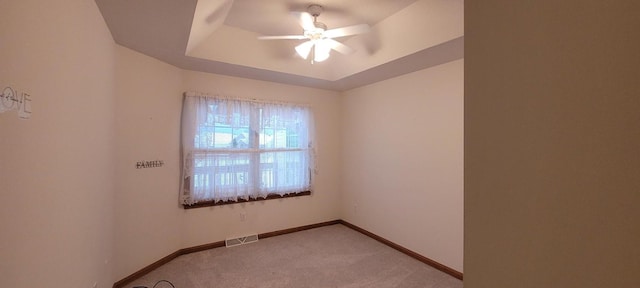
[249,104,261,196]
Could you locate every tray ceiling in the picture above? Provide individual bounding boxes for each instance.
[96,0,464,91]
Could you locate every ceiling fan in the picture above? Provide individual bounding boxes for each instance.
[257,4,370,63]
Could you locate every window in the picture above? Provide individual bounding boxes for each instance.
[180,94,314,207]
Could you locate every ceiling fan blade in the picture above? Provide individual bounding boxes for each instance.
[296,12,316,31]
[325,39,354,55]
[258,35,307,40]
[295,41,314,59]
[324,24,370,38]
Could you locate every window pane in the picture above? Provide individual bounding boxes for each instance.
[259,150,309,193]
[259,128,275,149]
[231,128,250,148]
[213,126,232,148]
[196,124,251,149]
[192,152,252,199]
[274,129,287,148]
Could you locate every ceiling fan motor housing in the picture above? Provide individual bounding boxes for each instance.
[307,4,323,17]
[305,4,327,40]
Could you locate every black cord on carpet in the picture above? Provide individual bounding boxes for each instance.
[153,280,175,288]
[132,279,175,288]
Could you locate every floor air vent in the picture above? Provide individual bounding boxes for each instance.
[225,234,259,247]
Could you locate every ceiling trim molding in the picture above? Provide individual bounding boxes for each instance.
[332,36,464,91]
[165,36,463,92]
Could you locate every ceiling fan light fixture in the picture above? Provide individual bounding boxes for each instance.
[257,3,368,63]
[313,39,331,62]
[295,41,314,59]
[314,51,330,62]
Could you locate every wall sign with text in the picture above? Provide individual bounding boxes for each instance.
[1,86,32,119]
[136,160,164,169]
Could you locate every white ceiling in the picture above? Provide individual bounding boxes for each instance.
[95,0,463,91]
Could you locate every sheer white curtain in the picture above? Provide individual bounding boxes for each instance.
[180,93,315,205]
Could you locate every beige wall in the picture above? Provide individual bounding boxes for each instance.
[113,46,184,279]
[465,1,640,287]
[340,59,464,272]
[180,71,343,248]
[0,0,116,287]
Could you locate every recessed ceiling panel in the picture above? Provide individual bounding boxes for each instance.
[223,0,419,36]
[95,0,464,91]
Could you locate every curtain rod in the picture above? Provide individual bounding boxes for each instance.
[184,91,311,107]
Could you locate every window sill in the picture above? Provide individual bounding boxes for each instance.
[182,191,311,209]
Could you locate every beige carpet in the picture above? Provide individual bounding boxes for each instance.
[130,224,463,288]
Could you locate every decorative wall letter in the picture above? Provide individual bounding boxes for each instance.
[1,86,32,119]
